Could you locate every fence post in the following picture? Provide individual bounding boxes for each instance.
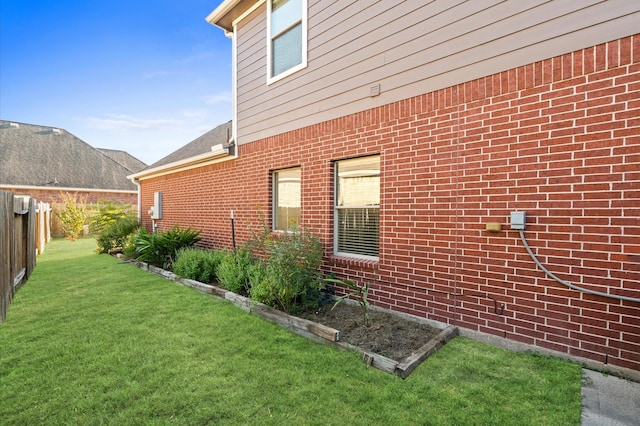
[0,191,14,323]
[25,197,36,282]
[0,191,47,322]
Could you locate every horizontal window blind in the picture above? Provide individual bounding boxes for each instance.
[274,167,300,231]
[335,155,380,258]
[336,207,379,257]
[272,24,302,76]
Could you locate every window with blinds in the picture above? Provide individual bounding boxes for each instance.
[273,167,301,231]
[268,0,307,82]
[334,155,380,259]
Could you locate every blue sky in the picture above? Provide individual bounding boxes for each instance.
[0,0,232,165]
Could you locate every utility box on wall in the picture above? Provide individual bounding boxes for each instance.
[150,192,162,220]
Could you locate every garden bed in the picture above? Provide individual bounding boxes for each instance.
[135,261,457,378]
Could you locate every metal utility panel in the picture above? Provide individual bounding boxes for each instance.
[152,192,162,219]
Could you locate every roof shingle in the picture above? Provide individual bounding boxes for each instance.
[0,120,146,191]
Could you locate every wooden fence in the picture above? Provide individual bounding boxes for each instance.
[0,190,51,323]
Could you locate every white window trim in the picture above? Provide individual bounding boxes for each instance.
[273,167,301,231]
[266,0,308,85]
[333,157,380,261]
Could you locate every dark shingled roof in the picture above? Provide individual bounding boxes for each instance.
[97,148,147,173]
[148,121,232,169]
[0,120,146,191]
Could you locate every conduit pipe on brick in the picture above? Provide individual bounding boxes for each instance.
[512,212,640,304]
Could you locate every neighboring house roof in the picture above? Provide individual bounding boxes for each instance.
[97,148,147,173]
[130,121,233,181]
[0,120,145,191]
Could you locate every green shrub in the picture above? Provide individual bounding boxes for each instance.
[132,225,201,269]
[173,248,227,284]
[216,248,254,295]
[90,201,136,234]
[57,192,90,240]
[95,217,140,254]
[246,223,324,314]
[122,234,138,259]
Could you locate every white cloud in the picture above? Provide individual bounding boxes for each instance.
[142,70,177,80]
[204,91,232,105]
[181,109,208,119]
[85,114,183,131]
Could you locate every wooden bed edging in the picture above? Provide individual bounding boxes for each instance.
[135,261,457,378]
[138,262,340,342]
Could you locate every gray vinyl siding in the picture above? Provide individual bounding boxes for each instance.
[234,0,640,145]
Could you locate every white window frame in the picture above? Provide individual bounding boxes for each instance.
[334,156,380,260]
[273,167,301,231]
[266,0,308,85]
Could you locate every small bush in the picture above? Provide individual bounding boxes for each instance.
[57,192,90,240]
[91,201,136,234]
[246,221,324,314]
[95,217,140,254]
[132,225,201,269]
[216,248,254,295]
[122,234,137,259]
[173,248,227,284]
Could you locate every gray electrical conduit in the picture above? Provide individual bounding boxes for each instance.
[518,230,640,304]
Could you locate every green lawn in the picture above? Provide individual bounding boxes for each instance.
[0,238,582,425]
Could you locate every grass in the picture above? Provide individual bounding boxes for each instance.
[0,238,582,425]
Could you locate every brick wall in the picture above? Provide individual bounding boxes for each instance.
[140,35,640,371]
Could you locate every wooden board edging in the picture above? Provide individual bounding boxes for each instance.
[132,260,456,378]
[336,341,399,374]
[395,325,459,378]
[251,302,340,342]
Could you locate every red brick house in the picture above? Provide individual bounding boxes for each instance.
[131,1,640,374]
[1,120,145,235]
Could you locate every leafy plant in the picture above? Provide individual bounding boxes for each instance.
[173,248,227,284]
[132,225,201,269]
[325,277,371,327]
[56,192,90,240]
[95,216,140,254]
[246,219,324,314]
[90,201,136,234]
[122,233,138,259]
[216,248,254,295]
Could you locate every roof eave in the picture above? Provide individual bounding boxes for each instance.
[128,144,234,182]
[206,0,243,32]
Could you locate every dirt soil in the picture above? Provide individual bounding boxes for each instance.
[298,302,442,361]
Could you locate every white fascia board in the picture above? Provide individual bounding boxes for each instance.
[0,184,137,194]
[206,0,243,31]
[207,0,264,31]
[128,145,235,182]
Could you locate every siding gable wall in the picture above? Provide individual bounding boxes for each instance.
[234,0,640,145]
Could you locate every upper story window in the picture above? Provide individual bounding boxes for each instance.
[267,0,307,83]
[334,155,380,259]
[273,167,301,231]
